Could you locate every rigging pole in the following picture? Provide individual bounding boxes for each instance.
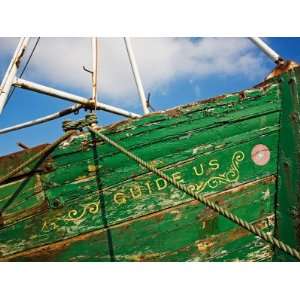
[124,37,150,115]
[91,37,99,109]
[0,37,30,114]
[248,37,284,64]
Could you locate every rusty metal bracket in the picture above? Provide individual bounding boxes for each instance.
[266,60,300,80]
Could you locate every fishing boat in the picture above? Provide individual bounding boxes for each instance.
[0,37,300,261]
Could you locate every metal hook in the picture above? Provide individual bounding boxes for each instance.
[146,92,155,112]
[82,66,93,75]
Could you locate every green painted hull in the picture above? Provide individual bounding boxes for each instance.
[1,66,300,262]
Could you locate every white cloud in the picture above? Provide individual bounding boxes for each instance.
[0,37,268,108]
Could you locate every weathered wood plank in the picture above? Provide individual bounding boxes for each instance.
[110,177,275,262]
[41,112,279,210]
[0,175,47,225]
[42,131,278,217]
[43,112,280,190]
[275,67,300,261]
[0,144,50,178]
[0,122,278,258]
[1,176,275,261]
[51,83,280,159]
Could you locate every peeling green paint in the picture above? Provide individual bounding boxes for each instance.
[1,68,300,261]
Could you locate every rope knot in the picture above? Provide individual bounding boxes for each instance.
[62,113,98,132]
[85,113,97,125]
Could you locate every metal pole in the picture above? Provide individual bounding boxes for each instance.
[0,37,30,114]
[13,77,141,118]
[124,37,150,115]
[91,37,99,106]
[96,102,140,118]
[0,104,82,135]
[248,37,283,64]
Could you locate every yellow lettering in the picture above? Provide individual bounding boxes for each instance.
[145,181,153,194]
[114,193,127,205]
[172,172,184,184]
[156,178,168,191]
[130,185,142,199]
[193,164,204,176]
[209,159,219,170]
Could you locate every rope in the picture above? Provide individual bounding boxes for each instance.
[88,126,300,261]
[0,130,74,186]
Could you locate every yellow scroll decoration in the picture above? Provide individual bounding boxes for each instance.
[41,201,100,233]
[193,151,245,193]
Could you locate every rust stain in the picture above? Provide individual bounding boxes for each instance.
[253,80,273,90]
[196,216,274,255]
[197,206,218,222]
[128,252,165,262]
[283,161,292,192]
[266,61,299,80]
[81,140,90,151]
[199,94,227,105]
[165,108,183,118]
[153,213,165,222]
[2,201,49,227]
[197,240,214,253]
[294,206,300,244]
[0,214,4,227]
[290,112,300,126]
[239,91,246,100]
[105,119,134,133]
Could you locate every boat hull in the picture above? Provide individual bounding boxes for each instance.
[1,67,300,261]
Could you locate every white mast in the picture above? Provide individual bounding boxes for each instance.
[91,37,99,106]
[248,37,283,64]
[124,37,150,115]
[0,37,30,114]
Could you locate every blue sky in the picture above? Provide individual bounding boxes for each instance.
[0,37,300,157]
